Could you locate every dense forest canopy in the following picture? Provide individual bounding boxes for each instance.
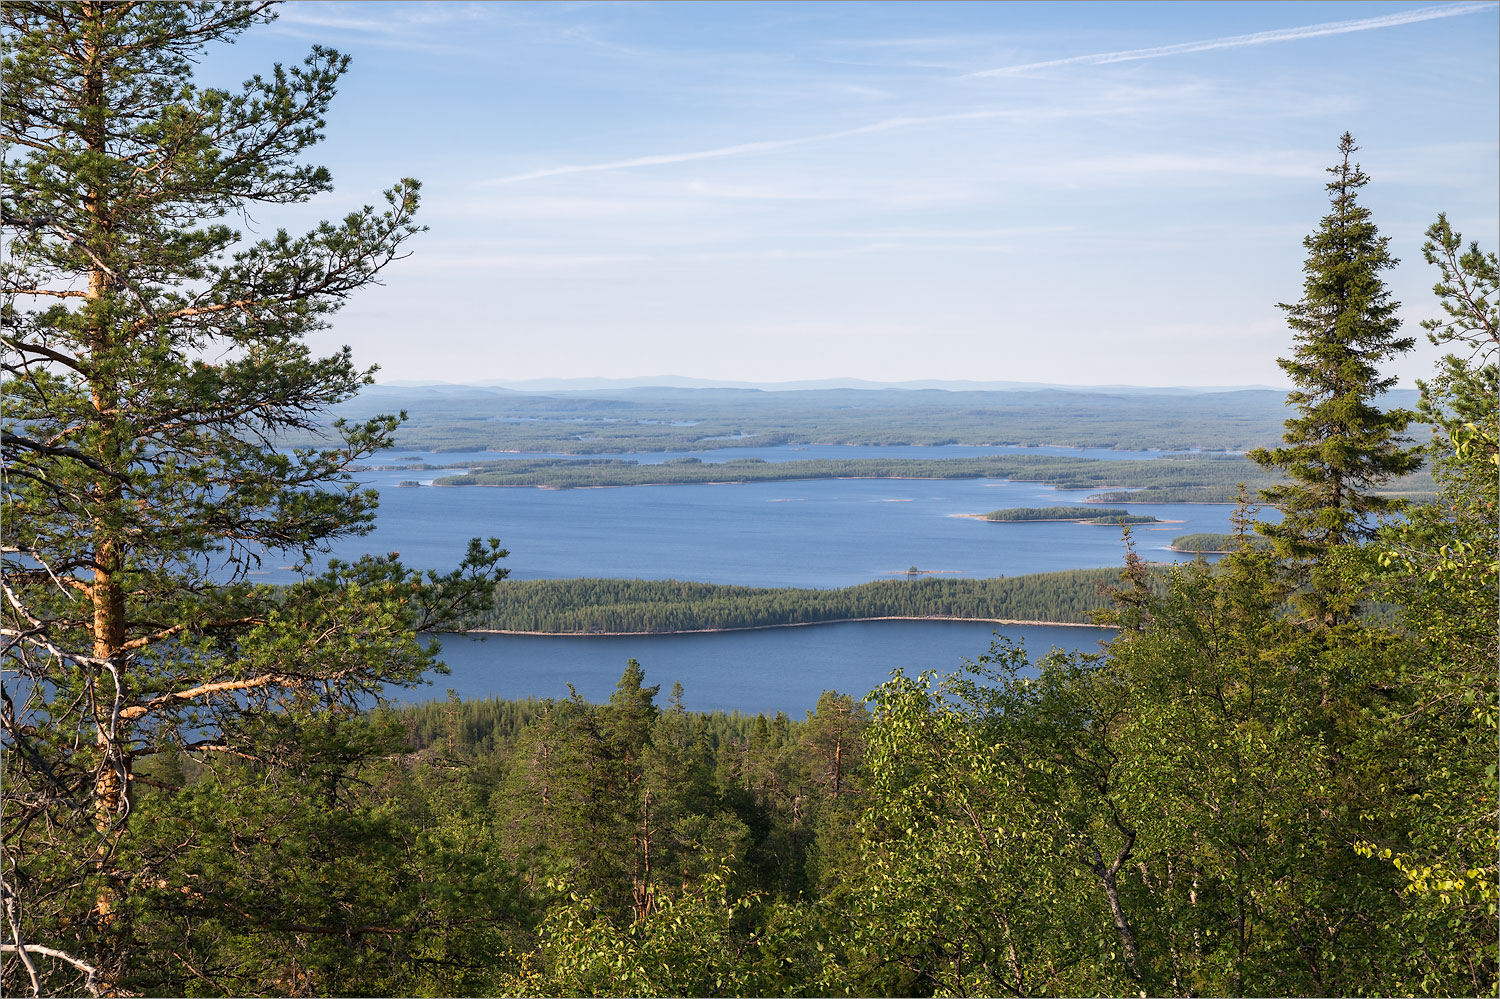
[2,6,1495,999]
[465,572,1133,633]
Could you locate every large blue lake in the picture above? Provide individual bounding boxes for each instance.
[270,444,1240,712]
[275,445,1239,587]
[420,621,1111,715]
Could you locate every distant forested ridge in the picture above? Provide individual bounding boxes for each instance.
[314,382,1422,454]
[10,3,1491,993]
[465,572,1135,633]
[1088,471,1435,504]
[435,453,1265,493]
[429,452,1433,502]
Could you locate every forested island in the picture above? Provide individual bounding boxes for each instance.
[982,505,1127,520]
[1167,531,1270,553]
[979,506,1159,524]
[466,571,1131,633]
[431,452,1271,495]
[4,7,1493,999]
[430,452,1434,502]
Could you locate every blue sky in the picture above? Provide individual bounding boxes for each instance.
[216,1,1498,387]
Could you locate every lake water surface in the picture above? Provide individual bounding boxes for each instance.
[280,445,1229,712]
[410,620,1115,715]
[275,447,1240,588]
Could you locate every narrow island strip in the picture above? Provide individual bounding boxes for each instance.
[469,615,1116,637]
[427,454,1308,503]
[956,506,1181,525]
[459,570,1150,635]
[409,454,1431,504]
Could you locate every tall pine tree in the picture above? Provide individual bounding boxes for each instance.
[1,5,504,992]
[1249,133,1418,616]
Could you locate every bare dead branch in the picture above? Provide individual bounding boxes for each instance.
[0,943,101,997]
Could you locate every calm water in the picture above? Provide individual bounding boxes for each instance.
[357,478,1228,587]
[259,445,1234,711]
[260,447,1240,587]
[406,620,1115,714]
[367,442,1217,467]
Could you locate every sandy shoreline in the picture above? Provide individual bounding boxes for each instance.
[465,615,1114,637]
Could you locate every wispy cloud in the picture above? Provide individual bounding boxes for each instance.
[679,181,861,202]
[831,83,896,100]
[809,225,1079,240]
[269,2,493,54]
[274,2,492,35]
[833,34,1013,50]
[480,109,1025,185]
[969,2,1497,77]
[404,242,1015,273]
[404,252,654,271]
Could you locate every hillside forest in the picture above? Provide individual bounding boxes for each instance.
[1,6,1495,998]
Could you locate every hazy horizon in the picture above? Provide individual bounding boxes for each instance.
[210,2,1497,388]
[373,374,1291,393]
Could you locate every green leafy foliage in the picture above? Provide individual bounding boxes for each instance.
[3,5,1491,992]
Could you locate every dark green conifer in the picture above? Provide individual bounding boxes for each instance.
[1250,133,1419,611]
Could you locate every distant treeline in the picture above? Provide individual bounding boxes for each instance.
[1089,469,1434,505]
[1090,487,1245,503]
[1168,532,1271,552]
[980,507,1161,525]
[314,383,1400,453]
[435,453,1266,493]
[464,572,1139,633]
[983,506,1131,521]
[431,452,1434,501]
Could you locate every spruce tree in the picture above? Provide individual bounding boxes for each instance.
[1249,133,1419,591]
[1,5,504,992]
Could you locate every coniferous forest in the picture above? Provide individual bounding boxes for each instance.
[465,571,1130,633]
[2,6,1495,998]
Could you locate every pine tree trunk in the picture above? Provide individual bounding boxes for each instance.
[81,0,130,924]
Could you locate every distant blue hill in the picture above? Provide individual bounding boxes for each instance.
[380,376,1291,395]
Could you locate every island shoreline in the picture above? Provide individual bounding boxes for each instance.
[463,614,1117,637]
[951,512,1186,524]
